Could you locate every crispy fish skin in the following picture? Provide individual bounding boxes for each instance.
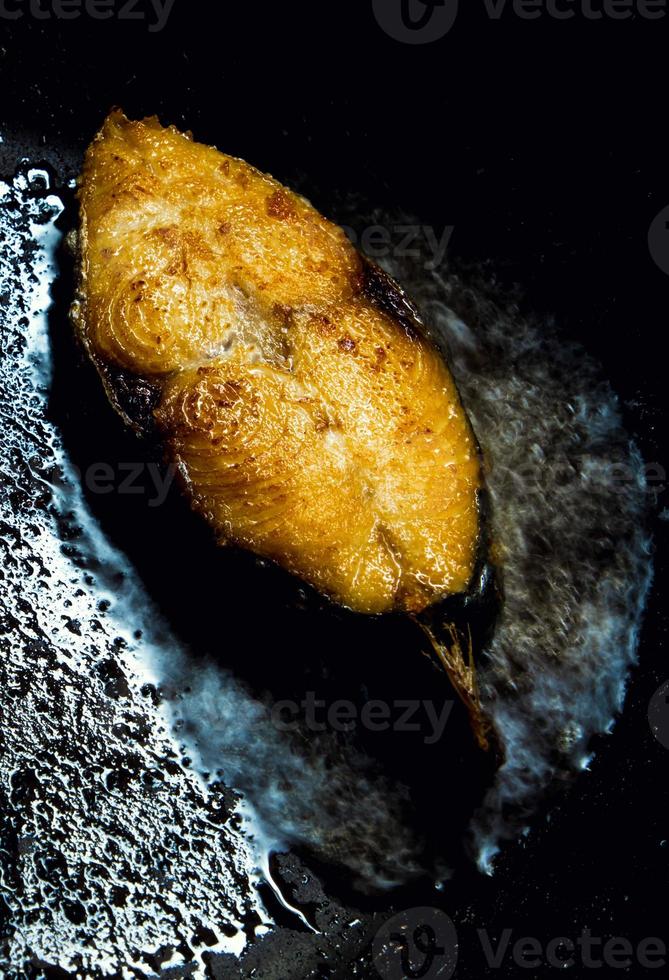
[72,111,482,616]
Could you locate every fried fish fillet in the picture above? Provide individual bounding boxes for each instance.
[71,111,482,616]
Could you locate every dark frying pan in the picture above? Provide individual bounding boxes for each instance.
[1,5,667,978]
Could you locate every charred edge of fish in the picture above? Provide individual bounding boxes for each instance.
[93,361,162,439]
[360,257,423,341]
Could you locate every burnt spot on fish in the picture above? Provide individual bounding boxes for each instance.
[337,335,357,353]
[266,189,295,220]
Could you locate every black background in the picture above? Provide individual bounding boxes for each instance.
[1,1,668,977]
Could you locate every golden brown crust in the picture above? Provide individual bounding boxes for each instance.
[74,110,482,615]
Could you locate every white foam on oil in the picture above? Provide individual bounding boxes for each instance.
[383,256,653,872]
[161,659,423,891]
[0,169,271,977]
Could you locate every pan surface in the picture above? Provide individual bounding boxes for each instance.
[1,6,668,978]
